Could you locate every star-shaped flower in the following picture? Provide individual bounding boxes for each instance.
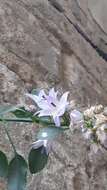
[26,88,69,126]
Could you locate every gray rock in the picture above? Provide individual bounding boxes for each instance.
[103,107,107,116]
[0,0,107,189]
[88,0,107,34]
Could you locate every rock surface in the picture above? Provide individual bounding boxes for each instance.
[88,0,107,34]
[0,0,107,189]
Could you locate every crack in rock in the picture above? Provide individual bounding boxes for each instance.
[48,0,107,62]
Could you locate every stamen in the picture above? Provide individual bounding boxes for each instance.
[42,95,46,99]
[51,102,56,107]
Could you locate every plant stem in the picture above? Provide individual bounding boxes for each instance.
[0,118,33,123]
[0,117,68,127]
[62,127,69,130]
[1,121,17,154]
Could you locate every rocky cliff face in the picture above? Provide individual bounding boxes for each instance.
[0,0,107,189]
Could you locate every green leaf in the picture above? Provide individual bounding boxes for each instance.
[29,147,48,174]
[8,154,27,190]
[0,151,8,178]
[85,119,93,129]
[12,107,33,118]
[37,126,63,140]
[0,118,33,123]
[0,105,18,116]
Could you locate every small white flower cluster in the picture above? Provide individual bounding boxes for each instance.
[69,109,84,131]
[81,105,107,149]
[69,104,107,151]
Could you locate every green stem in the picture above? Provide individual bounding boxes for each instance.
[0,118,33,123]
[1,121,17,154]
[62,127,69,130]
[0,117,68,127]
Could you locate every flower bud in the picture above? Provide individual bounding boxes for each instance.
[70,110,83,125]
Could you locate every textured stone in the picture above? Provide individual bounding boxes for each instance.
[88,0,107,34]
[0,0,107,189]
[0,63,25,103]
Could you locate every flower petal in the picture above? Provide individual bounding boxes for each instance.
[53,116,60,127]
[38,109,52,117]
[49,88,58,99]
[31,140,44,149]
[70,110,83,124]
[59,91,69,104]
[39,89,47,99]
[46,88,58,105]
[31,139,52,155]
[56,106,67,116]
[36,100,51,110]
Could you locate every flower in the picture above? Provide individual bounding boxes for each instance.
[31,139,52,155]
[70,110,84,125]
[26,88,69,126]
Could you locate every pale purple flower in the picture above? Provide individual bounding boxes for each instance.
[26,88,69,127]
[70,110,84,125]
[31,139,52,155]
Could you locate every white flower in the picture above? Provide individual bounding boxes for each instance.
[70,110,84,130]
[70,110,84,125]
[83,106,95,118]
[26,88,69,126]
[31,139,52,155]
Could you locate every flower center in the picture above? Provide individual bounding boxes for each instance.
[42,95,56,107]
